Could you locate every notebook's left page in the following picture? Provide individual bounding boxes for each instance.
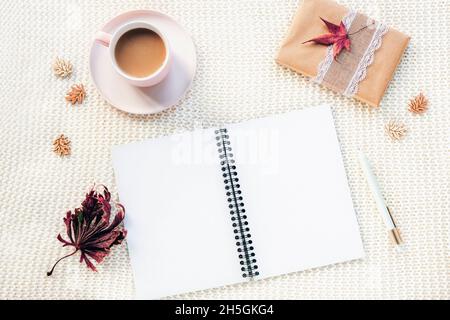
[112,129,242,299]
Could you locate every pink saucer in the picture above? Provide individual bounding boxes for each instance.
[90,10,197,114]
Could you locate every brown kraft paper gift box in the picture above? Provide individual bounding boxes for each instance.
[276,0,410,107]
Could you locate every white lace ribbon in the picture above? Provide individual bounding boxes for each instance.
[343,22,389,96]
[313,10,389,97]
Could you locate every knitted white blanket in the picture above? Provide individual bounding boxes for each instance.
[0,0,448,299]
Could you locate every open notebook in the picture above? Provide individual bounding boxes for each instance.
[112,105,364,299]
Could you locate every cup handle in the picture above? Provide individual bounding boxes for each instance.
[95,31,112,47]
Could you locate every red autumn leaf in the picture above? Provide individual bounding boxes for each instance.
[302,17,351,59]
[47,185,127,276]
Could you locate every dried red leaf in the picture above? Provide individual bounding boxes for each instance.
[302,17,351,59]
[302,17,375,59]
[47,185,127,276]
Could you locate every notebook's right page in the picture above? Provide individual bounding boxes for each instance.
[228,105,364,278]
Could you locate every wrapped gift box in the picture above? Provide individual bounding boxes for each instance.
[276,0,410,107]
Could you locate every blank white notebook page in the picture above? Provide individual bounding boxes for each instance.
[227,105,364,278]
[112,129,242,299]
[112,105,364,299]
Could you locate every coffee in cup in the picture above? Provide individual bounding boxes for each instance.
[115,28,166,78]
[95,21,171,87]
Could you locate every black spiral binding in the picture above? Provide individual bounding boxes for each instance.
[215,128,259,279]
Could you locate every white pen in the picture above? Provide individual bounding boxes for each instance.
[358,150,403,247]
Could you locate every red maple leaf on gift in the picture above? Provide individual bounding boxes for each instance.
[302,17,351,59]
[302,17,375,59]
[47,185,127,276]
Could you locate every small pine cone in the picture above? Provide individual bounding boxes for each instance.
[385,121,407,141]
[408,92,429,114]
[65,84,86,105]
[53,58,73,79]
[53,134,71,156]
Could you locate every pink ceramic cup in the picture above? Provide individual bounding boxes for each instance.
[95,21,171,87]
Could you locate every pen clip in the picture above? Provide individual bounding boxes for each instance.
[386,206,397,227]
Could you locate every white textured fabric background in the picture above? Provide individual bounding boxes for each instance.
[0,0,448,300]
